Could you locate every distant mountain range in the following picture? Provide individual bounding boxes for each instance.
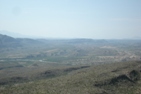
[0,30,28,38]
[0,34,42,48]
[1,33,141,49]
[0,30,49,39]
[0,33,107,49]
[1,30,141,39]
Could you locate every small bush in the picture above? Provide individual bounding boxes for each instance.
[129,70,140,82]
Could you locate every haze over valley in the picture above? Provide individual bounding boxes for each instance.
[0,0,141,39]
[0,0,141,94]
[0,34,141,93]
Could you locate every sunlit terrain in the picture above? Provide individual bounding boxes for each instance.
[0,34,141,94]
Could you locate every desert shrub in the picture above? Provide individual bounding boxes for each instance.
[129,70,140,82]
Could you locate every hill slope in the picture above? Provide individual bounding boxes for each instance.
[0,61,141,94]
[0,34,20,48]
[0,34,43,48]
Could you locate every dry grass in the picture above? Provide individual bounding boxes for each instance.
[0,61,141,94]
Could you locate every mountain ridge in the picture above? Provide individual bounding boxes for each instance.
[0,34,42,48]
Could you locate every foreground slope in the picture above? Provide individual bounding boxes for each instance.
[0,61,141,94]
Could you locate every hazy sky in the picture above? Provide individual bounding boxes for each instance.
[0,0,141,39]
